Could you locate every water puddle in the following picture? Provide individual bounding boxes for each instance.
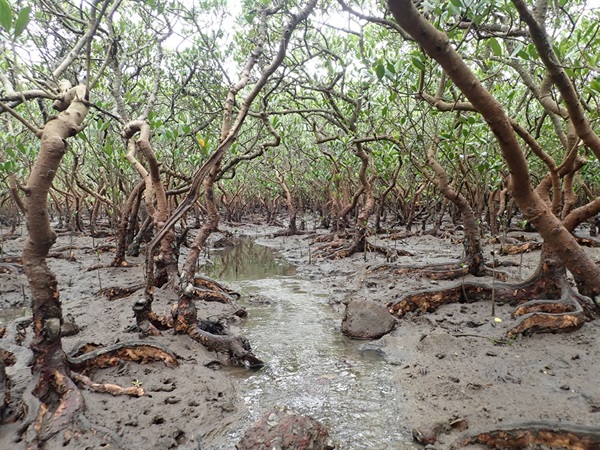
[206,239,417,449]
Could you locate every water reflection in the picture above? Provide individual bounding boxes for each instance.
[203,239,296,281]
[208,240,417,449]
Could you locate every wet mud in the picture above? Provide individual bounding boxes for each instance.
[0,220,599,449]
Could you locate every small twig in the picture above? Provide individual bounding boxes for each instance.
[0,101,42,135]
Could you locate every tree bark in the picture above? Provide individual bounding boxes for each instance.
[22,83,89,437]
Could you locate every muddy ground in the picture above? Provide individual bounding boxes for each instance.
[0,217,599,449]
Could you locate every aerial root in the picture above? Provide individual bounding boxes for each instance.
[452,422,600,449]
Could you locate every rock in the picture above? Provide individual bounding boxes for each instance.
[341,299,396,339]
[237,407,334,450]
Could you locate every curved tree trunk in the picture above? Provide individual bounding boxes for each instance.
[425,138,485,276]
[387,0,600,299]
[22,84,89,445]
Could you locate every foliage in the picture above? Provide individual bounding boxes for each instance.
[2,0,600,225]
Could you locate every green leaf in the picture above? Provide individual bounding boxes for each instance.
[0,0,12,32]
[488,37,501,57]
[590,78,600,94]
[375,63,385,80]
[13,6,30,38]
[527,43,539,59]
[411,56,425,71]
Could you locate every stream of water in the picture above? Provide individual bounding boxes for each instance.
[207,239,418,449]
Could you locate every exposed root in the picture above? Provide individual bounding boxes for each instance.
[179,297,263,368]
[387,254,595,337]
[10,336,178,447]
[311,232,352,244]
[389,281,591,338]
[507,286,588,338]
[0,256,23,264]
[499,241,542,255]
[28,370,85,447]
[187,325,264,369]
[452,422,600,449]
[0,356,11,422]
[20,373,123,449]
[100,284,144,300]
[67,340,179,374]
[70,371,143,397]
[273,228,308,237]
[574,234,600,248]
[194,274,241,299]
[373,260,507,281]
[313,234,412,260]
[366,241,413,259]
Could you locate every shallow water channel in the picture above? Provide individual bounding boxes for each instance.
[207,239,418,449]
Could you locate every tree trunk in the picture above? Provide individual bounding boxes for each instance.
[386,0,600,299]
[22,84,89,439]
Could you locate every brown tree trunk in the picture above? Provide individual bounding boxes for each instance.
[112,181,145,267]
[21,84,89,443]
[425,138,485,275]
[180,164,220,285]
[387,0,600,298]
[375,157,402,233]
[123,120,177,288]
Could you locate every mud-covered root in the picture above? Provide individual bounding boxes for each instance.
[187,325,264,369]
[452,422,600,449]
[23,370,84,448]
[175,297,264,369]
[499,241,542,255]
[100,284,144,300]
[373,260,505,281]
[70,371,143,397]
[314,234,412,260]
[507,287,589,338]
[193,274,241,300]
[67,340,179,373]
[0,354,12,422]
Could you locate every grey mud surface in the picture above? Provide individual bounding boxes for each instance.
[0,219,599,449]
